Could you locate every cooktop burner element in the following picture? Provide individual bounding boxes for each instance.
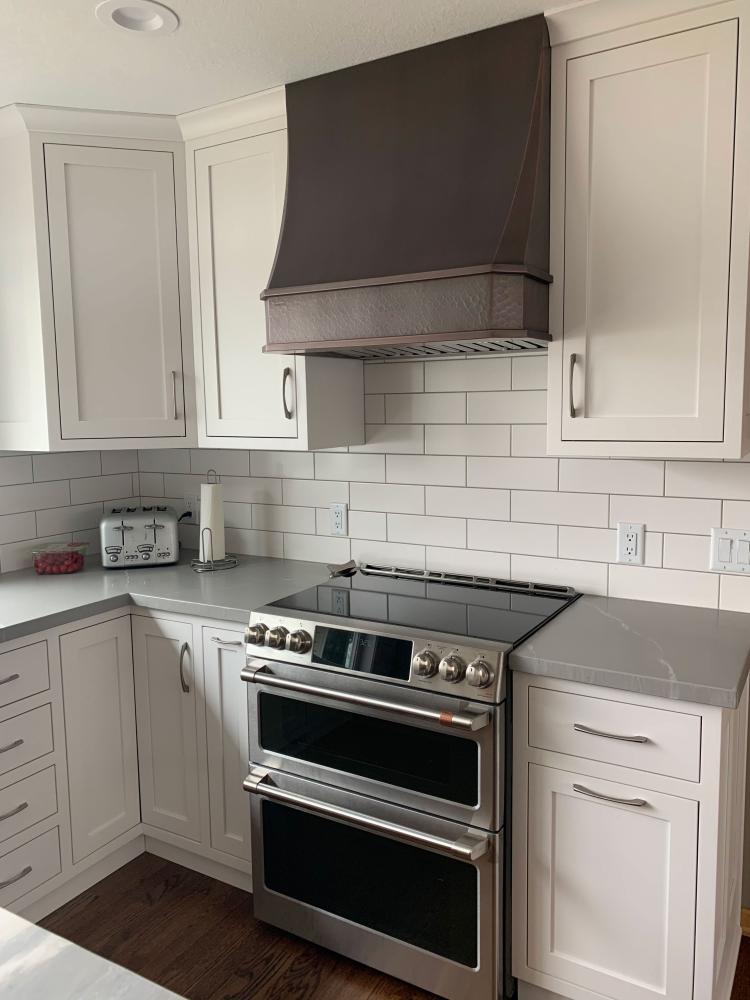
[267,563,579,648]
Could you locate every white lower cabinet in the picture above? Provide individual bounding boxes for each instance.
[202,627,250,860]
[60,617,140,862]
[526,764,697,1000]
[132,617,202,842]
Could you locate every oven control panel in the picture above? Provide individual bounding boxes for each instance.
[245,612,505,703]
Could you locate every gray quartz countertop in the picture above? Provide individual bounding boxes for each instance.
[510,594,750,708]
[0,553,329,645]
[0,907,182,999]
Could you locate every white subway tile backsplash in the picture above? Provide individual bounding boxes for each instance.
[225,527,284,558]
[349,510,387,540]
[0,512,36,545]
[511,554,608,595]
[252,504,316,534]
[33,452,100,482]
[558,526,662,567]
[425,546,510,578]
[468,457,558,491]
[101,451,138,475]
[138,449,190,474]
[719,575,750,612]
[350,425,424,454]
[558,459,664,496]
[608,564,718,608]
[386,392,465,424]
[511,355,547,390]
[426,487,509,521]
[351,482,424,514]
[223,502,254,530]
[284,478,348,507]
[250,451,315,479]
[210,476,282,505]
[138,472,165,497]
[510,425,547,457]
[468,520,557,557]
[351,538,426,570]
[666,461,750,500]
[0,480,70,516]
[425,425,510,457]
[468,390,546,424]
[190,449,250,477]
[365,361,424,394]
[364,395,386,424]
[609,495,721,535]
[387,455,465,487]
[36,502,102,536]
[315,453,385,483]
[0,456,32,487]
[424,357,510,392]
[511,490,609,528]
[284,532,350,563]
[387,513,466,548]
[722,500,750,528]
[662,533,711,572]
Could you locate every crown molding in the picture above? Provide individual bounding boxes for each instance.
[177,87,286,140]
[0,103,182,140]
[545,0,741,45]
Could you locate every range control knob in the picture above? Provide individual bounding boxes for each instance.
[244,623,268,646]
[286,630,313,655]
[266,626,289,650]
[412,649,438,678]
[466,659,494,689]
[438,654,466,684]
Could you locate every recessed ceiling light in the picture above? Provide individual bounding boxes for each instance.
[95,0,179,36]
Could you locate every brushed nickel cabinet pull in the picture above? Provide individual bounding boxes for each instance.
[569,353,577,418]
[574,723,649,744]
[0,739,23,754]
[282,367,293,420]
[210,636,243,647]
[0,674,19,686]
[573,783,648,808]
[178,642,190,694]
[0,801,28,823]
[0,865,32,890]
[170,370,178,420]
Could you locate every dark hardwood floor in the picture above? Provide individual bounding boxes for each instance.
[39,853,750,999]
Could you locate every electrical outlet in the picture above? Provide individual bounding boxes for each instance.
[330,502,348,537]
[183,494,200,521]
[616,522,645,565]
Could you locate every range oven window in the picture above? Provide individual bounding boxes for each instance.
[312,628,412,680]
[262,800,478,967]
[259,692,479,806]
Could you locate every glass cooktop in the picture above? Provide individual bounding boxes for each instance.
[267,565,580,648]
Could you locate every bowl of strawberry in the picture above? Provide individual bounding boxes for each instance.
[32,542,88,575]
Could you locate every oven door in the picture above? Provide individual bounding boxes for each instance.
[243,657,502,830]
[246,766,501,1000]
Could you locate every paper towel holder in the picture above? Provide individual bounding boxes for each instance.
[191,526,239,574]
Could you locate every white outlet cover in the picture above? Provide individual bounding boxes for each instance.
[330,502,348,537]
[616,522,645,565]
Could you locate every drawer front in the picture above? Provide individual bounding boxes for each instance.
[0,706,54,779]
[0,767,57,844]
[528,686,701,781]
[0,827,61,906]
[0,642,49,709]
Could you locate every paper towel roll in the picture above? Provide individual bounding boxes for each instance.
[199,483,226,561]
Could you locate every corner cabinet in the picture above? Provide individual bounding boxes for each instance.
[185,117,364,450]
[546,5,750,458]
[0,107,196,451]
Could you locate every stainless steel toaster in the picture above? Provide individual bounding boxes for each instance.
[100,505,179,568]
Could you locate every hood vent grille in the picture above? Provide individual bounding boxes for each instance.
[263,15,551,357]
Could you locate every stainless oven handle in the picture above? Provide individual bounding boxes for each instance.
[240,663,490,732]
[244,767,489,861]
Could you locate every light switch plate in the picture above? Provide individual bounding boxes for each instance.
[710,527,750,573]
[616,522,645,565]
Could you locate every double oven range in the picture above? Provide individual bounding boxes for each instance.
[241,563,578,1000]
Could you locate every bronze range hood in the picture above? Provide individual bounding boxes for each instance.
[263,15,551,359]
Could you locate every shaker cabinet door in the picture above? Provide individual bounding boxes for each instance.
[560,20,737,443]
[60,617,140,862]
[44,144,186,440]
[193,130,298,440]
[132,617,201,842]
[526,763,697,1000]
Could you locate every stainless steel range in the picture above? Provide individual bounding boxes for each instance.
[241,563,579,1000]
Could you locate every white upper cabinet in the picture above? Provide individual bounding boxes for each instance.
[0,107,195,452]
[185,111,364,451]
[547,7,750,457]
[45,145,186,440]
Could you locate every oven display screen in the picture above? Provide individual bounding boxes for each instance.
[312,628,412,680]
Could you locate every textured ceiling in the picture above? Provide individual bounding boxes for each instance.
[2,0,581,115]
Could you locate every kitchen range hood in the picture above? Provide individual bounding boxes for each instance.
[263,15,551,359]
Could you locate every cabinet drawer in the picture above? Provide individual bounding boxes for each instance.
[0,767,57,844]
[0,827,61,906]
[0,642,49,709]
[0,706,54,779]
[528,686,701,781]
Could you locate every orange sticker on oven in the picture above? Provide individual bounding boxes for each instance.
[439,711,455,726]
